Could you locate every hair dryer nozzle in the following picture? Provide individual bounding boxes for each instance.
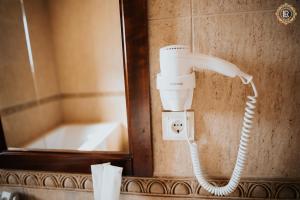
[160,45,190,56]
[160,45,192,77]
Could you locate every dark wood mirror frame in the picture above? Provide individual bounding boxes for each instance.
[0,0,153,177]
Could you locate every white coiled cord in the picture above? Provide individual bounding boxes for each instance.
[184,79,257,196]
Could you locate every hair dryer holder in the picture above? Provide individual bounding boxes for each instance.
[156,72,195,111]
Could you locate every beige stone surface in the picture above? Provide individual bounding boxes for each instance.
[149,0,300,178]
[191,11,300,178]
[148,17,194,177]
[1,0,300,199]
[0,0,37,110]
[48,0,125,94]
[0,0,22,20]
[192,0,296,16]
[61,95,127,126]
[24,0,60,99]
[148,0,191,20]
[61,95,128,151]
[1,0,127,148]
[0,0,62,147]
[2,101,62,147]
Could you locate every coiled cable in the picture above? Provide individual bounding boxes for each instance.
[185,80,257,196]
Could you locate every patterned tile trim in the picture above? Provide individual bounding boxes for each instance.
[0,92,125,116]
[0,170,299,199]
[0,95,61,116]
[61,91,125,99]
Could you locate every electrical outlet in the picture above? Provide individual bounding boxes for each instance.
[171,120,184,134]
[162,111,194,141]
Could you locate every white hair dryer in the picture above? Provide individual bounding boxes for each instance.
[157,45,253,111]
[156,45,257,196]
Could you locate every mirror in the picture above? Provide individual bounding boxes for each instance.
[0,0,128,152]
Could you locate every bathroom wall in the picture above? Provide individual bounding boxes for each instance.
[48,0,127,125]
[0,0,35,110]
[150,0,300,178]
[1,0,300,199]
[0,0,127,147]
[0,0,62,147]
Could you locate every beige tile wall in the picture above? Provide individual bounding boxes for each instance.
[0,0,36,110]
[0,0,63,146]
[24,0,61,99]
[0,0,61,108]
[61,95,127,125]
[192,11,300,178]
[1,0,300,199]
[47,0,127,126]
[1,0,127,148]
[2,101,62,147]
[61,94,128,151]
[192,0,289,15]
[48,0,125,94]
[150,0,300,178]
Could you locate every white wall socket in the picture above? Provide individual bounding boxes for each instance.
[162,111,194,141]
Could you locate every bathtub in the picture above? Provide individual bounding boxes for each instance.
[23,122,127,151]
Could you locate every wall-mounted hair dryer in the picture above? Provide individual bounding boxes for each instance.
[156,45,257,196]
[157,45,254,111]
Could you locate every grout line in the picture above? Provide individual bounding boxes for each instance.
[148,9,276,22]
[148,16,191,22]
[192,8,276,17]
[0,95,61,116]
[190,0,194,53]
[61,91,125,99]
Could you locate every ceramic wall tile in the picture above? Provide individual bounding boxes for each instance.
[24,0,60,99]
[48,0,125,94]
[0,0,36,110]
[62,95,128,151]
[150,5,300,177]
[0,0,21,22]
[61,95,127,126]
[192,0,299,16]
[148,17,193,176]
[0,0,127,150]
[1,0,300,199]
[2,101,62,147]
[191,10,300,178]
[0,0,298,180]
[148,0,191,20]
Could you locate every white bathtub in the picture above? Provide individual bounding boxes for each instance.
[23,122,127,151]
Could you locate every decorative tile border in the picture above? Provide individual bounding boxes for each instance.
[61,91,125,99]
[0,95,61,116]
[1,170,300,199]
[0,92,125,116]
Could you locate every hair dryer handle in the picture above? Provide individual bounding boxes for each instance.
[189,54,249,79]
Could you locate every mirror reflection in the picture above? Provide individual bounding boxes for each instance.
[0,0,128,152]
